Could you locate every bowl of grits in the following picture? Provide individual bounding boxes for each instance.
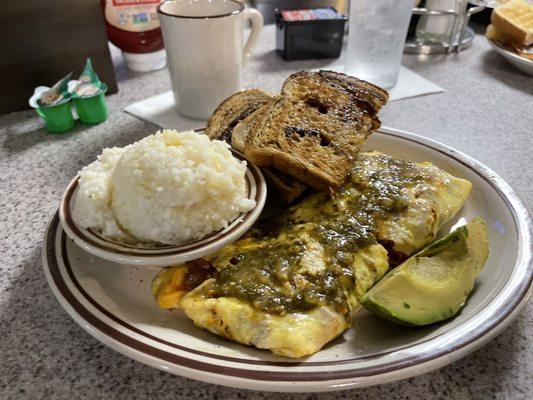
[59,129,266,266]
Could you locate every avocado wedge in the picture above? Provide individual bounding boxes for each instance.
[360,218,489,326]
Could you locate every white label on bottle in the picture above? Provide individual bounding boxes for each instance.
[105,0,162,32]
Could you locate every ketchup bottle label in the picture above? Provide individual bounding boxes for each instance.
[104,0,162,33]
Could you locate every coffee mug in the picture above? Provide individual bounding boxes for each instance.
[158,0,263,120]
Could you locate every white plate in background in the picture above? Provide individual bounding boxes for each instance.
[487,38,533,77]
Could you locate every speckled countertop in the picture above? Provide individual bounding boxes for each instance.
[1,24,532,399]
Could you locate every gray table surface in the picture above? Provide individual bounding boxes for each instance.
[1,25,532,399]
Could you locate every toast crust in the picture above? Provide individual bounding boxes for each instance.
[261,168,307,204]
[231,101,274,153]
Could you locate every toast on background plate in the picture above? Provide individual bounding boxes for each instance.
[244,71,389,191]
[486,0,533,59]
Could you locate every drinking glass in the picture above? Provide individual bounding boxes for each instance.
[344,0,415,89]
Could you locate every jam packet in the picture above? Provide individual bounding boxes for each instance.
[38,72,73,107]
[74,58,104,97]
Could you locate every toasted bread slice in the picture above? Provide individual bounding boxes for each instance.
[231,100,307,203]
[491,0,533,46]
[244,71,388,190]
[486,24,505,42]
[205,89,272,142]
[487,24,533,59]
[298,70,389,131]
[231,101,272,153]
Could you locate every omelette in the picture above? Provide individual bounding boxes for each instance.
[152,152,472,358]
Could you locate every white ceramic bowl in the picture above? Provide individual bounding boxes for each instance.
[59,149,266,267]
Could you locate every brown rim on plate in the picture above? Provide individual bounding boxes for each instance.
[47,214,530,380]
[53,220,518,367]
[61,149,263,257]
[490,39,533,63]
[44,128,533,383]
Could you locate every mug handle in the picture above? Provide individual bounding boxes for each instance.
[242,8,263,66]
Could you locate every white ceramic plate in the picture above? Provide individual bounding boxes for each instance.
[59,149,267,267]
[42,127,532,392]
[487,38,533,77]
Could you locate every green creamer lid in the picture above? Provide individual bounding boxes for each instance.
[34,72,76,133]
[73,58,105,98]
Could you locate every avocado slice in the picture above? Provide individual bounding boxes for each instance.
[360,218,489,326]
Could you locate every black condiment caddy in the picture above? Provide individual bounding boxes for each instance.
[275,8,347,61]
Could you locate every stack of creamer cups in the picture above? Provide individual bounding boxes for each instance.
[30,59,108,133]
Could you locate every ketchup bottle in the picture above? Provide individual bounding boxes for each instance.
[101,0,166,72]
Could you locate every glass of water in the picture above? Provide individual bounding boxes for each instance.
[344,0,415,89]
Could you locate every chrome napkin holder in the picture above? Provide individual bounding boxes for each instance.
[405,1,487,54]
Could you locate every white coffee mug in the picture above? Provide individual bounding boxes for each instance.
[157,0,263,120]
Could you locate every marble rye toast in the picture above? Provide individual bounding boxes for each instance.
[244,70,389,190]
[205,89,272,143]
[231,101,272,153]
[205,90,307,203]
[233,104,307,203]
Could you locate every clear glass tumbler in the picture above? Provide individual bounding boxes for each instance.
[344,0,415,89]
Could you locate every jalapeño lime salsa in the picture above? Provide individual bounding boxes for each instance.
[206,153,427,315]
